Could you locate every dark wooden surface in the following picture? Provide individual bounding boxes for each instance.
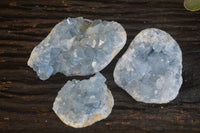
[0,0,200,132]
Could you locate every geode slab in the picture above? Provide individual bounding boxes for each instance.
[28,17,126,80]
[53,73,114,128]
[114,28,182,104]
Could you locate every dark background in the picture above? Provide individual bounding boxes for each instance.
[0,0,200,133]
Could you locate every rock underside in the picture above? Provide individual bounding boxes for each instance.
[53,73,114,128]
[114,28,182,104]
[28,17,126,80]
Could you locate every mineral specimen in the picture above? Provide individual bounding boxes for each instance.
[53,73,114,128]
[114,28,182,104]
[27,17,126,80]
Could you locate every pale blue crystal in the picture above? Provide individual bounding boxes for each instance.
[28,17,126,80]
[53,73,114,128]
[114,28,183,104]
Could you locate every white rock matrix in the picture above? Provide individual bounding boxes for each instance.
[53,73,114,128]
[114,28,182,104]
[28,17,126,80]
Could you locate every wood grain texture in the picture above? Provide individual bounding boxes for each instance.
[0,0,200,132]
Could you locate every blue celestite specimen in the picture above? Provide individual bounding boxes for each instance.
[114,28,182,104]
[28,17,126,80]
[53,73,114,128]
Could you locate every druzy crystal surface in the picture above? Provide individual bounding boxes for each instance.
[28,17,126,80]
[114,28,182,104]
[53,73,114,128]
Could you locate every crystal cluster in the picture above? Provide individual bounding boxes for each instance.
[27,17,126,80]
[27,16,183,128]
[114,28,182,104]
[53,73,114,128]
